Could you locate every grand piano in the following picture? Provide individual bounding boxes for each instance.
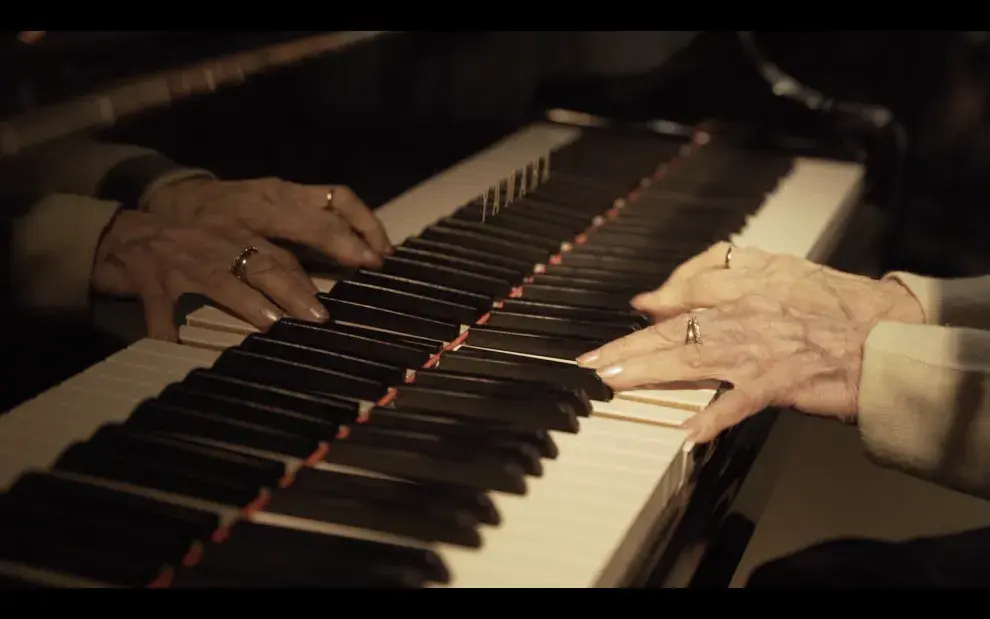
[0,31,866,588]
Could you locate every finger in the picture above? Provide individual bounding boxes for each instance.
[631,242,763,313]
[632,269,751,318]
[309,216,383,268]
[178,259,283,331]
[591,345,731,392]
[578,311,721,369]
[683,385,771,443]
[121,249,178,341]
[253,238,320,296]
[239,246,329,323]
[326,185,393,255]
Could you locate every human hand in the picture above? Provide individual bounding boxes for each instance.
[631,242,924,327]
[92,210,329,341]
[577,296,871,443]
[146,177,392,268]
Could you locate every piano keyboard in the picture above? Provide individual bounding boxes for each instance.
[0,122,864,588]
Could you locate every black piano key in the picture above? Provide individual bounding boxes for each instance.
[212,348,389,402]
[556,253,669,277]
[191,520,449,584]
[87,424,287,490]
[517,284,635,310]
[441,346,612,402]
[528,273,647,296]
[394,246,523,284]
[181,369,363,425]
[328,280,482,326]
[279,318,443,356]
[527,181,622,212]
[497,298,650,327]
[464,326,603,362]
[175,565,422,588]
[52,440,266,509]
[417,225,552,264]
[569,242,709,262]
[125,400,323,460]
[367,406,558,460]
[542,264,665,289]
[0,494,198,570]
[437,217,564,253]
[485,309,640,342]
[452,205,585,239]
[413,368,590,417]
[0,519,172,588]
[239,335,408,386]
[8,472,222,543]
[327,428,530,494]
[319,295,463,343]
[359,411,544,474]
[493,197,602,227]
[159,383,343,442]
[350,269,494,311]
[392,386,579,433]
[381,256,514,298]
[268,318,434,368]
[265,479,484,548]
[403,236,537,274]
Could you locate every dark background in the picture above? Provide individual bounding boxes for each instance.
[4,30,990,408]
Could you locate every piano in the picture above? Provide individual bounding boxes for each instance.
[0,116,864,588]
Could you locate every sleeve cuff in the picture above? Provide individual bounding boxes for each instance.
[96,152,214,211]
[884,271,990,330]
[858,321,990,498]
[8,194,123,317]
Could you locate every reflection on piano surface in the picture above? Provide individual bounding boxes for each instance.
[0,120,864,587]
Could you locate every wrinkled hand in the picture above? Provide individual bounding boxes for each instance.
[93,210,329,341]
[146,177,392,268]
[578,296,871,443]
[631,242,925,326]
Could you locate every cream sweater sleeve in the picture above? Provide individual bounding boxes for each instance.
[857,272,990,501]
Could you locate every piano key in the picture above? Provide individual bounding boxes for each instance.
[403,236,538,273]
[496,299,650,327]
[464,326,604,363]
[484,309,640,342]
[327,280,483,326]
[350,269,494,311]
[381,256,514,298]
[318,296,463,343]
[238,334,409,385]
[418,225,553,264]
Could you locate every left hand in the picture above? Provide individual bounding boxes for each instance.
[577,296,871,443]
[147,177,392,268]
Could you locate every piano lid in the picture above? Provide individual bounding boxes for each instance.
[0,31,394,158]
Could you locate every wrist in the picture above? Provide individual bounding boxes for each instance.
[879,279,926,324]
[144,174,213,217]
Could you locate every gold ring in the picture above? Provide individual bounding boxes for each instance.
[325,189,336,212]
[724,244,733,269]
[230,246,260,281]
[685,316,702,345]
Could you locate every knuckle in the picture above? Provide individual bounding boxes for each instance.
[681,344,705,369]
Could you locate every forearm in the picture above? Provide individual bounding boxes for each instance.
[0,138,213,209]
[886,272,990,330]
[858,321,990,500]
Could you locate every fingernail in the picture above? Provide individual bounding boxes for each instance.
[361,248,379,263]
[262,307,283,325]
[630,293,649,307]
[576,351,600,366]
[597,365,623,378]
[309,304,329,322]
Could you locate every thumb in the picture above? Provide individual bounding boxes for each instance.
[631,281,687,318]
[684,387,767,444]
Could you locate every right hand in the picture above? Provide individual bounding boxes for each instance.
[92,210,328,341]
[631,242,925,327]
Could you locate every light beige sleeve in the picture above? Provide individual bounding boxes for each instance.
[7,194,122,317]
[0,137,213,208]
[885,271,990,330]
[858,321,990,501]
